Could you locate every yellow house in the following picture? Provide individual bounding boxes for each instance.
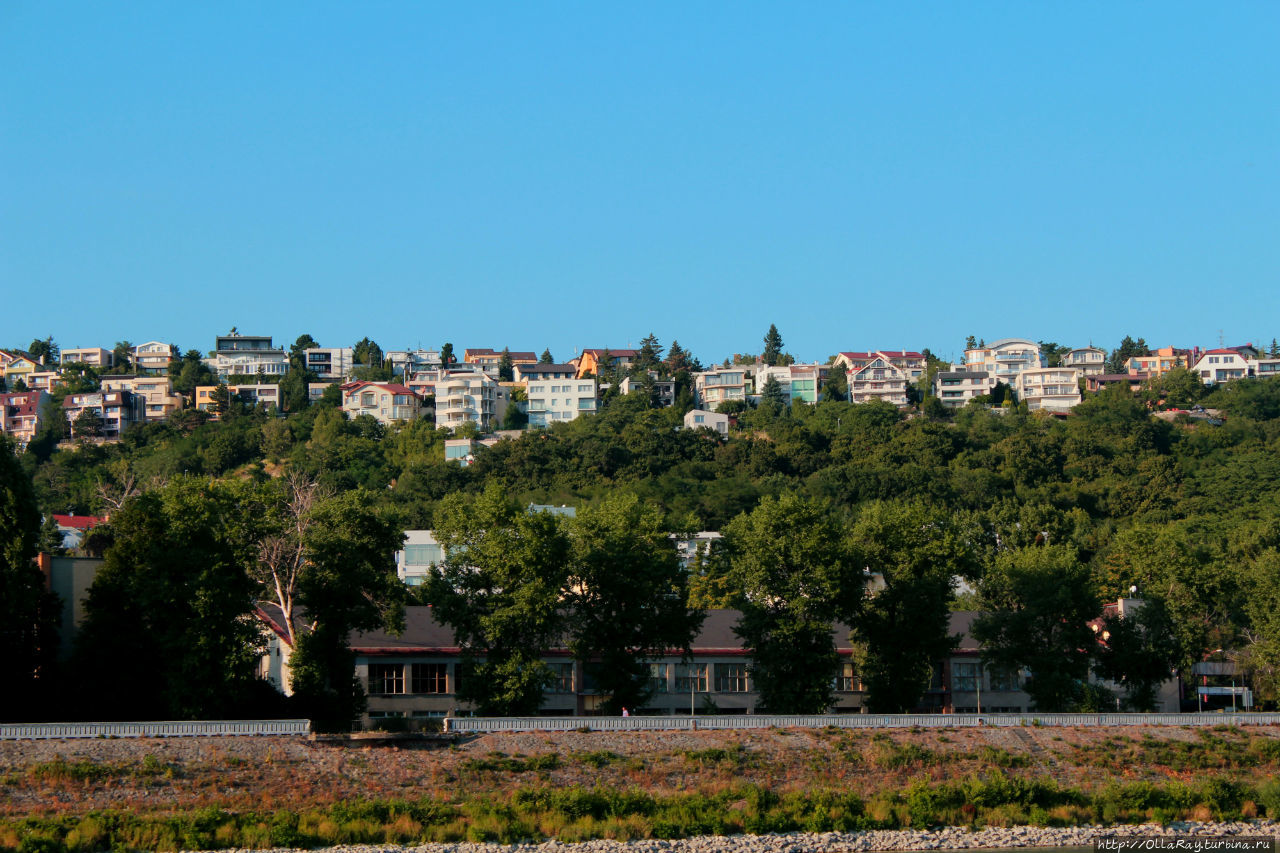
[0,350,43,387]
[571,348,639,379]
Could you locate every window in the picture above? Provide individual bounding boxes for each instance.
[578,399,594,410]
[953,662,980,692]
[548,662,575,694]
[411,663,448,694]
[715,663,748,693]
[649,663,670,693]
[675,663,708,693]
[834,661,859,692]
[368,663,404,695]
[404,544,443,565]
[694,415,705,423]
[578,384,592,393]
[989,667,1019,692]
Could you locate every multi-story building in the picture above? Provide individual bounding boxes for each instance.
[844,357,913,406]
[1061,347,1106,377]
[464,348,538,378]
[959,339,1045,384]
[749,363,830,405]
[303,347,355,382]
[572,348,639,379]
[0,350,44,387]
[100,375,185,421]
[0,390,51,448]
[616,372,676,407]
[386,349,442,379]
[693,367,751,410]
[195,383,285,413]
[59,347,114,369]
[408,367,502,430]
[517,363,597,427]
[1191,349,1253,385]
[206,332,288,381]
[25,371,60,393]
[341,382,426,425]
[395,530,445,587]
[1016,367,1082,412]
[1255,358,1280,380]
[1125,346,1193,379]
[130,342,179,375]
[931,370,996,408]
[833,351,926,381]
[62,390,145,439]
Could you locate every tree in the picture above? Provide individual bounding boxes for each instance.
[168,349,217,397]
[498,347,514,382]
[352,337,383,367]
[440,343,456,366]
[73,409,103,438]
[0,437,60,720]
[1143,367,1205,410]
[27,337,57,365]
[762,325,784,367]
[289,334,320,370]
[1271,339,1280,359]
[666,340,693,374]
[109,341,133,373]
[965,336,978,350]
[821,370,847,402]
[423,484,570,715]
[759,375,786,410]
[724,494,861,713]
[539,348,554,365]
[850,501,981,712]
[563,494,703,713]
[1092,597,1181,711]
[74,478,269,719]
[288,487,406,729]
[1107,336,1150,374]
[38,515,65,557]
[636,333,664,373]
[973,544,1100,712]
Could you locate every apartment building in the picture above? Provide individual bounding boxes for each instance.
[303,347,354,382]
[206,332,288,380]
[833,350,926,381]
[1125,346,1193,379]
[517,363,597,427]
[464,348,538,378]
[960,339,1045,383]
[62,391,145,438]
[386,349,442,378]
[0,390,51,447]
[100,375,184,421]
[341,382,426,425]
[693,367,751,409]
[931,370,996,407]
[1061,347,1106,377]
[131,342,179,375]
[59,347,114,369]
[1016,367,1082,412]
[408,367,501,430]
[845,357,913,406]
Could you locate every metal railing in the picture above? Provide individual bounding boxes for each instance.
[0,719,311,740]
[444,712,1280,733]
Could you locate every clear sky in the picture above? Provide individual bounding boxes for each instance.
[3,3,1277,367]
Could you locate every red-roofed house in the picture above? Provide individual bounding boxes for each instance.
[341,381,426,424]
[0,390,51,448]
[52,514,107,551]
[834,351,926,407]
[1192,349,1253,385]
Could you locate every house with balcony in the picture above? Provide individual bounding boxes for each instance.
[1254,358,1280,380]
[395,530,445,586]
[206,332,287,381]
[0,390,51,448]
[616,372,676,407]
[517,363,597,427]
[1191,349,1254,385]
[1085,374,1146,394]
[24,371,60,393]
[960,339,1045,384]
[341,382,425,425]
[130,342,179,375]
[100,375,185,421]
[931,370,995,408]
[1125,346,1193,379]
[1016,367,1082,412]
[693,367,751,410]
[386,349,442,379]
[62,390,145,439]
[833,350,926,381]
[0,350,44,388]
[303,347,355,382]
[408,367,502,430]
[845,357,913,406]
[59,347,114,370]
[572,348,639,379]
[1061,347,1106,377]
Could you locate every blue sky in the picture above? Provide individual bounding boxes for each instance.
[2,3,1277,367]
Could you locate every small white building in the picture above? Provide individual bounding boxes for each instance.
[682,408,729,436]
[1192,349,1253,385]
[1061,347,1106,377]
[932,370,996,408]
[395,530,444,586]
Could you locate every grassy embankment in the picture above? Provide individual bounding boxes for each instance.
[3,726,1280,851]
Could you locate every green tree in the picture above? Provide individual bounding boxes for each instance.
[110,341,133,373]
[423,484,570,715]
[27,337,57,364]
[1107,335,1150,374]
[724,494,861,713]
[539,348,554,364]
[666,340,693,374]
[38,514,65,557]
[352,337,383,367]
[289,334,320,370]
[73,409,103,438]
[0,437,60,720]
[288,486,406,730]
[850,501,981,712]
[498,347,514,382]
[440,342,456,366]
[965,335,978,350]
[279,365,316,413]
[762,324,784,367]
[1092,597,1181,711]
[564,494,703,713]
[636,333,664,373]
[821,369,847,402]
[973,544,1100,712]
[759,375,786,410]
[168,349,217,397]
[1037,341,1070,368]
[74,478,268,719]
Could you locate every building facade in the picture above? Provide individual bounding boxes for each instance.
[1061,347,1106,377]
[1015,367,1082,412]
[206,333,288,381]
[518,363,597,427]
[931,370,995,407]
[341,382,425,424]
[693,367,751,410]
[960,339,1045,384]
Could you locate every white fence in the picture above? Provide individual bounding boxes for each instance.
[444,712,1280,733]
[0,719,311,740]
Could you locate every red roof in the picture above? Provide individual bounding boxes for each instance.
[1203,349,1242,356]
[53,514,106,530]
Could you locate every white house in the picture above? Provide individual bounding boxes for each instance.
[682,408,729,435]
[931,370,996,408]
[1192,349,1253,385]
[1016,367,1082,412]
[960,339,1045,384]
[517,363,597,427]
